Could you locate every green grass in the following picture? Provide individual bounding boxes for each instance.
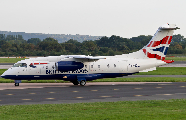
[165,57,186,61]
[0,58,28,63]
[0,69,6,75]
[135,67,186,75]
[0,99,186,120]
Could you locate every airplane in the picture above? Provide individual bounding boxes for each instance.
[1,24,179,86]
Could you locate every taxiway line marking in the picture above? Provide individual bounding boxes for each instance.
[22,99,32,101]
[91,90,98,91]
[48,92,56,93]
[72,91,79,92]
[134,88,142,89]
[134,95,143,97]
[100,96,111,98]
[76,97,83,98]
[46,98,55,100]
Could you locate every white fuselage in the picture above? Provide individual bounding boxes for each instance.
[1,55,167,81]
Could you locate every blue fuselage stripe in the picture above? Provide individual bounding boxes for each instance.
[1,73,134,82]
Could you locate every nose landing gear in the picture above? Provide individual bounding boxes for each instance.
[15,83,19,86]
[14,80,21,86]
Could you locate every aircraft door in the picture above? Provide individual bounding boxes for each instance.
[119,60,128,73]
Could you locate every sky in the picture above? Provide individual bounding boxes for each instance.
[0,0,185,38]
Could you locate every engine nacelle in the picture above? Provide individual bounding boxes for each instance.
[55,61,84,72]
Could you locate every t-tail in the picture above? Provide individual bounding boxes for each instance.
[142,23,179,62]
[128,23,179,63]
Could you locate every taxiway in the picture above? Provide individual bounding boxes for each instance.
[0,82,185,105]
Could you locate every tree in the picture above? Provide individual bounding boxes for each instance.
[38,37,63,53]
[172,34,184,43]
[27,38,41,45]
[0,34,5,40]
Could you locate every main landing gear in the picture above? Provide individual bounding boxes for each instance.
[79,80,86,86]
[72,79,86,86]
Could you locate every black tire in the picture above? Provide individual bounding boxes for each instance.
[80,80,86,86]
[15,83,19,86]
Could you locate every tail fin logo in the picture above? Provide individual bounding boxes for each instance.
[143,36,173,60]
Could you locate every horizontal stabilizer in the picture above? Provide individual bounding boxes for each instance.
[139,67,156,72]
[162,60,174,63]
[159,27,180,30]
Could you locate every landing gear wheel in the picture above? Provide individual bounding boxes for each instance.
[72,81,79,85]
[15,83,19,86]
[80,80,86,86]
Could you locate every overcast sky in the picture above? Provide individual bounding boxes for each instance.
[0,0,185,38]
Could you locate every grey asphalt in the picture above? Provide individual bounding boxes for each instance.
[0,82,186,105]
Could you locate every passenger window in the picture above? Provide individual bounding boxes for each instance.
[98,65,100,68]
[114,64,116,67]
[91,65,93,68]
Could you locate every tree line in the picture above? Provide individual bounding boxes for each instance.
[0,34,185,56]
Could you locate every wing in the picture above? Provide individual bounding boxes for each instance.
[73,56,106,60]
[62,55,106,62]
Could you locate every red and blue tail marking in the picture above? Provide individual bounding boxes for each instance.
[141,23,179,63]
[143,36,172,60]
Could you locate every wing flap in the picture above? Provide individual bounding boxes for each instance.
[73,56,106,60]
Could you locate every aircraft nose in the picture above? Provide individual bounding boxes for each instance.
[1,72,6,78]
[1,70,10,79]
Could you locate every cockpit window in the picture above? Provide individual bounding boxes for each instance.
[13,63,27,67]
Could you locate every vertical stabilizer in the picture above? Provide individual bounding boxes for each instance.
[143,24,179,60]
[127,24,179,60]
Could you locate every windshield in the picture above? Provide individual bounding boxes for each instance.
[13,63,27,67]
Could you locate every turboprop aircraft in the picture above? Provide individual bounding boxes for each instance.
[1,24,179,86]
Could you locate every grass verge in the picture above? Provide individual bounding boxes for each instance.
[135,67,186,75]
[165,57,186,61]
[0,99,186,120]
[0,58,28,63]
